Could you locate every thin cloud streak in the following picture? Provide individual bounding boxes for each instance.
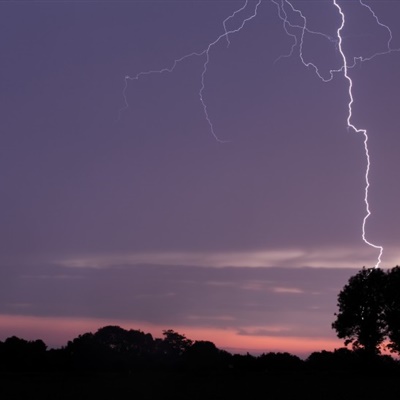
[53,245,400,270]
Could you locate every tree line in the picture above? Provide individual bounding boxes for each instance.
[1,324,399,375]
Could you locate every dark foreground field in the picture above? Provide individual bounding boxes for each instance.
[3,327,400,399]
[1,369,400,400]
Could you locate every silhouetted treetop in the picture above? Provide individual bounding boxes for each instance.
[161,329,193,356]
[332,266,400,355]
[0,336,47,371]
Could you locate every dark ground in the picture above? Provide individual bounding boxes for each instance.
[1,369,400,400]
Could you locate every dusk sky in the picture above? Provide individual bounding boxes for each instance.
[1,0,400,358]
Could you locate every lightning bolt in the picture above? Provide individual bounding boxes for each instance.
[120,0,262,143]
[271,0,339,82]
[121,0,399,268]
[261,0,396,268]
[332,0,399,269]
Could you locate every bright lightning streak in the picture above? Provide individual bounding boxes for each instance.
[274,0,396,268]
[121,0,399,268]
[333,0,383,269]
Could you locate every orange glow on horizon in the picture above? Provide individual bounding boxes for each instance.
[0,314,344,358]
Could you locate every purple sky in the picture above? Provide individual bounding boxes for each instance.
[1,0,400,358]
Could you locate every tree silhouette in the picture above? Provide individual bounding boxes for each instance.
[160,329,193,357]
[332,267,387,354]
[0,336,47,371]
[64,326,158,371]
[94,325,154,355]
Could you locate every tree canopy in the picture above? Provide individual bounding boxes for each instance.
[332,266,400,355]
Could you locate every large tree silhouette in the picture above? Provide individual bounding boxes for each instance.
[332,267,387,354]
